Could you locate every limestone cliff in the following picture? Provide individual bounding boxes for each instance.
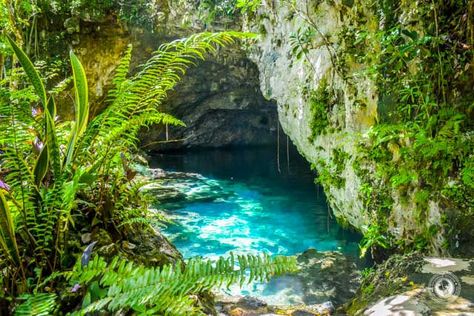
[40,0,473,255]
[43,3,277,150]
[244,0,473,255]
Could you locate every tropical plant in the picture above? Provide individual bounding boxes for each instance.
[236,0,261,14]
[359,224,389,258]
[0,31,256,313]
[68,253,297,315]
[289,26,315,61]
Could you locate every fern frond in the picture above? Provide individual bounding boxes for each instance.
[108,44,133,103]
[71,253,297,315]
[76,32,250,170]
[14,293,56,316]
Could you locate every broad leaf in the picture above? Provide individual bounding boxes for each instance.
[0,190,19,265]
[6,36,47,106]
[33,145,49,185]
[45,98,61,175]
[65,51,89,166]
[70,51,89,137]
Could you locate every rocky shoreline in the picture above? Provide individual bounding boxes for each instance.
[139,168,474,315]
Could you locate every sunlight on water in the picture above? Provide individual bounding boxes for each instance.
[150,146,360,259]
[150,146,361,304]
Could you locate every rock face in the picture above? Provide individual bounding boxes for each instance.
[48,3,277,151]
[141,48,278,151]
[348,255,474,315]
[244,0,473,253]
[247,0,374,233]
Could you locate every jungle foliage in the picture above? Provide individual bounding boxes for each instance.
[283,0,473,255]
[351,0,474,254]
[0,31,297,314]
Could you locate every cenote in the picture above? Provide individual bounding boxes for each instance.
[148,144,362,301]
[3,1,474,314]
[149,145,361,260]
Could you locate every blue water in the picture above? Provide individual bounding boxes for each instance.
[149,146,361,260]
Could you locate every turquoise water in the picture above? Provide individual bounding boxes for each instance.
[150,146,361,260]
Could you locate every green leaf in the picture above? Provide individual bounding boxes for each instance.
[45,98,61,175]
[65,51,89,166]
[6,36,47,106]
[70,51,89,137]
[46,95,56,119]
[33,145,49,185]
[0,190,20,265]
[14,293,56,316]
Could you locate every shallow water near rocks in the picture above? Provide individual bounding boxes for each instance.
[149,146,362,303]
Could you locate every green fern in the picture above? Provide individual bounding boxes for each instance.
[14,293,57,316]
[70,253,298,315]
[0,190,20,266]
[0,31,256,312]
[77,32,252,171]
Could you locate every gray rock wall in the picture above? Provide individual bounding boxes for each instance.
[243,0,461,253]
[53,4,278,151]
[246,0,378,236]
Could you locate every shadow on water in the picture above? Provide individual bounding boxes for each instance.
[149,144,362,260]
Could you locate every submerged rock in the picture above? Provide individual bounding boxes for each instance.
[238,296,268,309]
[260,249,361,307]
[141,168,233,208]
[216,249,360,316]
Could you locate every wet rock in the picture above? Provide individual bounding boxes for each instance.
[97,243,118,257]
[81,233,92,244]
[229,308,245,316]
[142,170,233,208]
[122,226,183,266]
[238,296,267,309]
[149,168,166,179]
[363,290,431,316]
[217,297,337,316]
[217,295,270,315]
[260,249,360,307]
[319,301,335,314]
[347,254,474,315]
[145,186,187,203]
[275,303,335,316]
[121,241,136,250]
